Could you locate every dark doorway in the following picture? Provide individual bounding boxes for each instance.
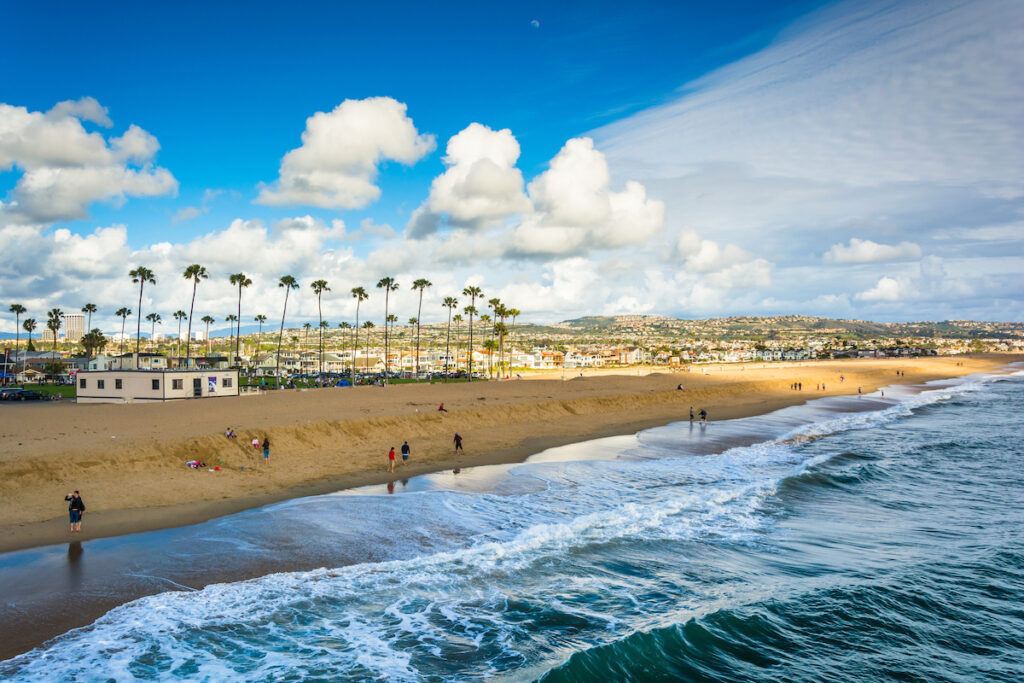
[193,378,202,397]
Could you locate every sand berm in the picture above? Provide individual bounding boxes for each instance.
[0,355,1015,552]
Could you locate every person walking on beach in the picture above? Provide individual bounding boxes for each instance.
[388,446,396,472]
[689,406,694,421]
[401,441,410,465]
[65,490,85,533]
[699,408,707,425]
[262,437,270,461]
[454,433,463,453]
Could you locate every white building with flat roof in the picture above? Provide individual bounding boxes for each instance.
[76,369,239,404]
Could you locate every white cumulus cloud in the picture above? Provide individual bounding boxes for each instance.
[0,99,177,223]
[408,123,531,236]
[824,238,922,263]
[256,97,435,210]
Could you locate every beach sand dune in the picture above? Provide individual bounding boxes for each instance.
[0,355,1013,552]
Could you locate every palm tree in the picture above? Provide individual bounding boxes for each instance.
[487,297,502,377]
[253,314,268,373]
[228,272,252,367]
[81,329,107,357]
[275,275,299,385]
[463,305,476,378]
[411,279,432,378]
[145,313,162,346]
[483,338,498,378]
[116,307,132,354]
[493,303,509,379]
[173,310,187,359]
[129,266,156,356]
[81,303,97,331]
[7,304,26,384]
[182,264,208,367]
[350,287,368,383]
[452,313,463,375]
[494,320,509,379]
[462,285,483,380]
[386,313,398,373]
[201,315,215,355]
[225,314,237,358]
[46,308,63,354]
[23,318,37,353]
[479,314,492,378]
[338,322,352,373]
[362,320,375,375]
[442,296,458,378]
[318,320,330,377]
[302,322,312,348]
[310,279,330,379]
[507,307,520,376]
[407,317,418,376]
[376,277,399,377]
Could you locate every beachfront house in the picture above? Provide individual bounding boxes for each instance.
[76,369,240,404]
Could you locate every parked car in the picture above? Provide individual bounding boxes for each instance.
[15,390,46,401]
[0,388,25,400]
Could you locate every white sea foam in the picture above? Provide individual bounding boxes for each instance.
[1,372,1007,682]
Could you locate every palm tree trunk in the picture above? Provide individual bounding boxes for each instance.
[186,281,197,366]
[444,309,452,381]
[317,295,323,380]
[236,287,242,368]
[383,290,390,377]
[416,290,424,378]
[352,303,360,384]
[120,317,126,355]
[275,290,290,387]
[135,283,144,356]
[12,314,19,384]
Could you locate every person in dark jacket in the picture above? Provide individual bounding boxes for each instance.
[65,490,85,533]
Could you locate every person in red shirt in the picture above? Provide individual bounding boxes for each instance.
[388,447,396,472]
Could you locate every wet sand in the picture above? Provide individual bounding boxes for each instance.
[0,355,1014,554]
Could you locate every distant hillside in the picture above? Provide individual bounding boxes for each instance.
[549,315,1023,340]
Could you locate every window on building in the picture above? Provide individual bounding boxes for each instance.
[115,379,122,389]
[97,380,105,389]
[172,379,183,390]
[152,379,160,390]
[79,378,86,389]
[223,378,233,388]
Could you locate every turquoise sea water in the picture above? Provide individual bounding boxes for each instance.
[2,370,1022,681]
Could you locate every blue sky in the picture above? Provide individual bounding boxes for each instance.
[1,0,1021,333]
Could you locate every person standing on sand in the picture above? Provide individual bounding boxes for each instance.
[401,441,410,465]
[263,437,270,461]
[65,490,85,533]
[454,433,463,453]
[388,447,396,472]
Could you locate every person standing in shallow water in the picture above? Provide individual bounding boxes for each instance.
[65,490,85,533]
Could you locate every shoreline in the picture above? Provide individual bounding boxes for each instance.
[0,355,1017,554]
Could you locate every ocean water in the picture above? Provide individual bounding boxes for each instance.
[2,371,1023,681]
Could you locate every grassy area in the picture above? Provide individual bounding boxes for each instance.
[26,384,77,399]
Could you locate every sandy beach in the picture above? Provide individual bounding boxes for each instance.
[0,355,1015,553]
